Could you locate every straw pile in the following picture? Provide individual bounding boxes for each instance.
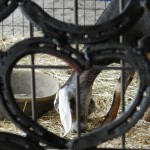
[0,37,149,149]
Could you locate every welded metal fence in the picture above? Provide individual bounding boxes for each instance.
[0,0,149,150]
[0,0,110,38]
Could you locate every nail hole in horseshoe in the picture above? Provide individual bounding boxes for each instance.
[71,54,77,59]
[7,0,12,6]
[39,43,45,47]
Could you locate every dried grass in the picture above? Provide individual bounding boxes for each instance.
[0,37,149,149]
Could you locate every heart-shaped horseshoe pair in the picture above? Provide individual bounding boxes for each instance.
[0,37,150,149]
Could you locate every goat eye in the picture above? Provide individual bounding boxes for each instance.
[70,98,75,108]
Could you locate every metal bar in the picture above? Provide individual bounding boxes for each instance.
[15,65,70,69]
[29,0,34,37]
[44,7,102,11]
[29,4,36,120]
[63,0,65,22]
[121,60,126,148]
[75,73,81,138]
[93,66,136,70]
[52,0,54,17]
[22,12,25,36]
[119,0,126,148]
[0,25,29,27]
[94,0,96,23]
[84,0,85,25]
[74,0,81,138]
[29,23,34,37]
[1,21,4,38]
[15,64,135,70]
[29,1,34,37]
[31,54,37,120]
[43,0,44,8]
[74,0,79,24]
[121,61,126,113]
[12,13,14,35]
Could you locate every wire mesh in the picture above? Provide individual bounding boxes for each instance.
[0,0,110,39]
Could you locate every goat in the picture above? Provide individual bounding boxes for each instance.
[54,0,150,135]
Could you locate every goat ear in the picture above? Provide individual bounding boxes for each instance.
[54,93,59,112]
[58,89,72,137]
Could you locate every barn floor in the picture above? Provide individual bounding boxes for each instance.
[0,37,149,149]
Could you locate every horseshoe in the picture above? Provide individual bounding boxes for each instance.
[20,0,144,44]
[0,132,44,150]
[0,37,90,149]
[0,0,17,22]
[70,42,150,149]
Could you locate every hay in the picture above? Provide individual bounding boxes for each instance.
[99,120,150,149]
[0,36,26,51]
[0,120,25,136]
[0,37,149,149]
